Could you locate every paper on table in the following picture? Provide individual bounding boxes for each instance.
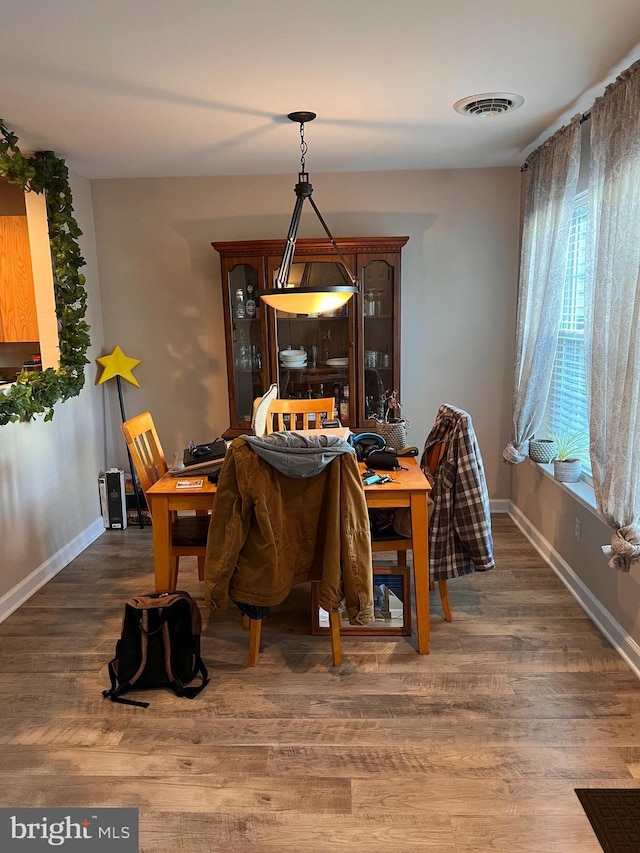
[175,479,204,489]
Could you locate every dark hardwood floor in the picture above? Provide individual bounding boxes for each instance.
[1,515,639,851]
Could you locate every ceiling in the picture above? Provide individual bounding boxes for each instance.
[1,0,640,179]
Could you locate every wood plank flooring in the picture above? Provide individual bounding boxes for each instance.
[1,515,639,851]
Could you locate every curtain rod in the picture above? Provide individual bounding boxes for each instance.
[521,110,591,172]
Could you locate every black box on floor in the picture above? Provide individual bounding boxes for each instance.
[98,469,128,529]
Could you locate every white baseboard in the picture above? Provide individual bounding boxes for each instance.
[508,501,640,680]
[0,518,105,624]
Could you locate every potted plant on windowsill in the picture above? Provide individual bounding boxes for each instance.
[529,436,557,463]
[550,429,589,483]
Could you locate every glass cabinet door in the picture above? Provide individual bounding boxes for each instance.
[362,259,395,421]
[269,260,355,427]
[228,263,265,426]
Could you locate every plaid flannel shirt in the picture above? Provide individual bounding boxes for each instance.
[421,404,495,581]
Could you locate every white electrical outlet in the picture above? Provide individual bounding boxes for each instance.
[574,517,581,541]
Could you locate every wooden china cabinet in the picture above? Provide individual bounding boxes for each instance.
[213,236,408,437]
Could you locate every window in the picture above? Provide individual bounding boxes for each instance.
[543,192,591,478]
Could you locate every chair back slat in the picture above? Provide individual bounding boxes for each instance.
[424,440,447,476]
[121,412,168,501]
[266,398,336,434]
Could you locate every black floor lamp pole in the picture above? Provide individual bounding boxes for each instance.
[116,375,144,529]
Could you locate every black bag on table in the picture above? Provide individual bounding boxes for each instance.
[365,449,403,470]
[103,591,209,708]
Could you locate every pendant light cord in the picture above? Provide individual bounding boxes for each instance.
[298,120,308,181]
[295,119,356,285]
[269,111,359,295]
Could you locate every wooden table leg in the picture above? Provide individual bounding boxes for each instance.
[150,495,172,591]
[329,610,342,666]
[248,619,261,667]
[410,491,430,654]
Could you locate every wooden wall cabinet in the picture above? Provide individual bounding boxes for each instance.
[0,215,39,343]
[213,237,408,436]
[1,178,60,385]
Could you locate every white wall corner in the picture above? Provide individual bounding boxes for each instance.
[0,518,105,624]
[508,501,640,681]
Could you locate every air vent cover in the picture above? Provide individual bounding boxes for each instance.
[454,92,524,117]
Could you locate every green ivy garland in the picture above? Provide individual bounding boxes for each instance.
[0,119,90,424]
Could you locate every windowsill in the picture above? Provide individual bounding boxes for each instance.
[530,459,599,517]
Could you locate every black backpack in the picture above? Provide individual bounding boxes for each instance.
[103,591,209,708]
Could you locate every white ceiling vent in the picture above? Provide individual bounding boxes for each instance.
[453,92,524,117]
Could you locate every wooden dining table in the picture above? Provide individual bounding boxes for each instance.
[145,455,432,653]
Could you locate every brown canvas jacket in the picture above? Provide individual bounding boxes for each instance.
[204,437,374,625]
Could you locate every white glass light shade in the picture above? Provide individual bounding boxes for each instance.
[260,286,355,314]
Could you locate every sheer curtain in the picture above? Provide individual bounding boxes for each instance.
[586,59,640,572]
[503,118,581,464]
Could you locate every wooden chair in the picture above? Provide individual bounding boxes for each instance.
[265,398,336,433]
[121,412,209,588]
[230,395,343,665]
[370,440,452,622]
[240,397,345,665]
[243,609,342,667]
[423,441,452,621]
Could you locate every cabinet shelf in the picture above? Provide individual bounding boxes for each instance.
[278,315,348,322]
[282,365,348,372]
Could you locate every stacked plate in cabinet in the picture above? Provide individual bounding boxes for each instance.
[280,349,307,368]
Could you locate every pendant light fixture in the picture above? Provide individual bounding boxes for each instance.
[259,111,358,314]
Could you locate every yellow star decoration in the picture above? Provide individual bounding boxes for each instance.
[96,345,141,388]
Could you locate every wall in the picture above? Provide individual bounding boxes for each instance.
[90,167,521,500]
[0,170,107,617]
[510,461,640,669]
[24,190,60,370]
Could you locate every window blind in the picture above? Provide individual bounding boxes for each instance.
[544,196,591,475]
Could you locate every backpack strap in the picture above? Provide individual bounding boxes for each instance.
[124,609,152,687]
[161,622,209,699]
[102,659,150,708]
[101,610,153,708]
[171,655,210,699]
